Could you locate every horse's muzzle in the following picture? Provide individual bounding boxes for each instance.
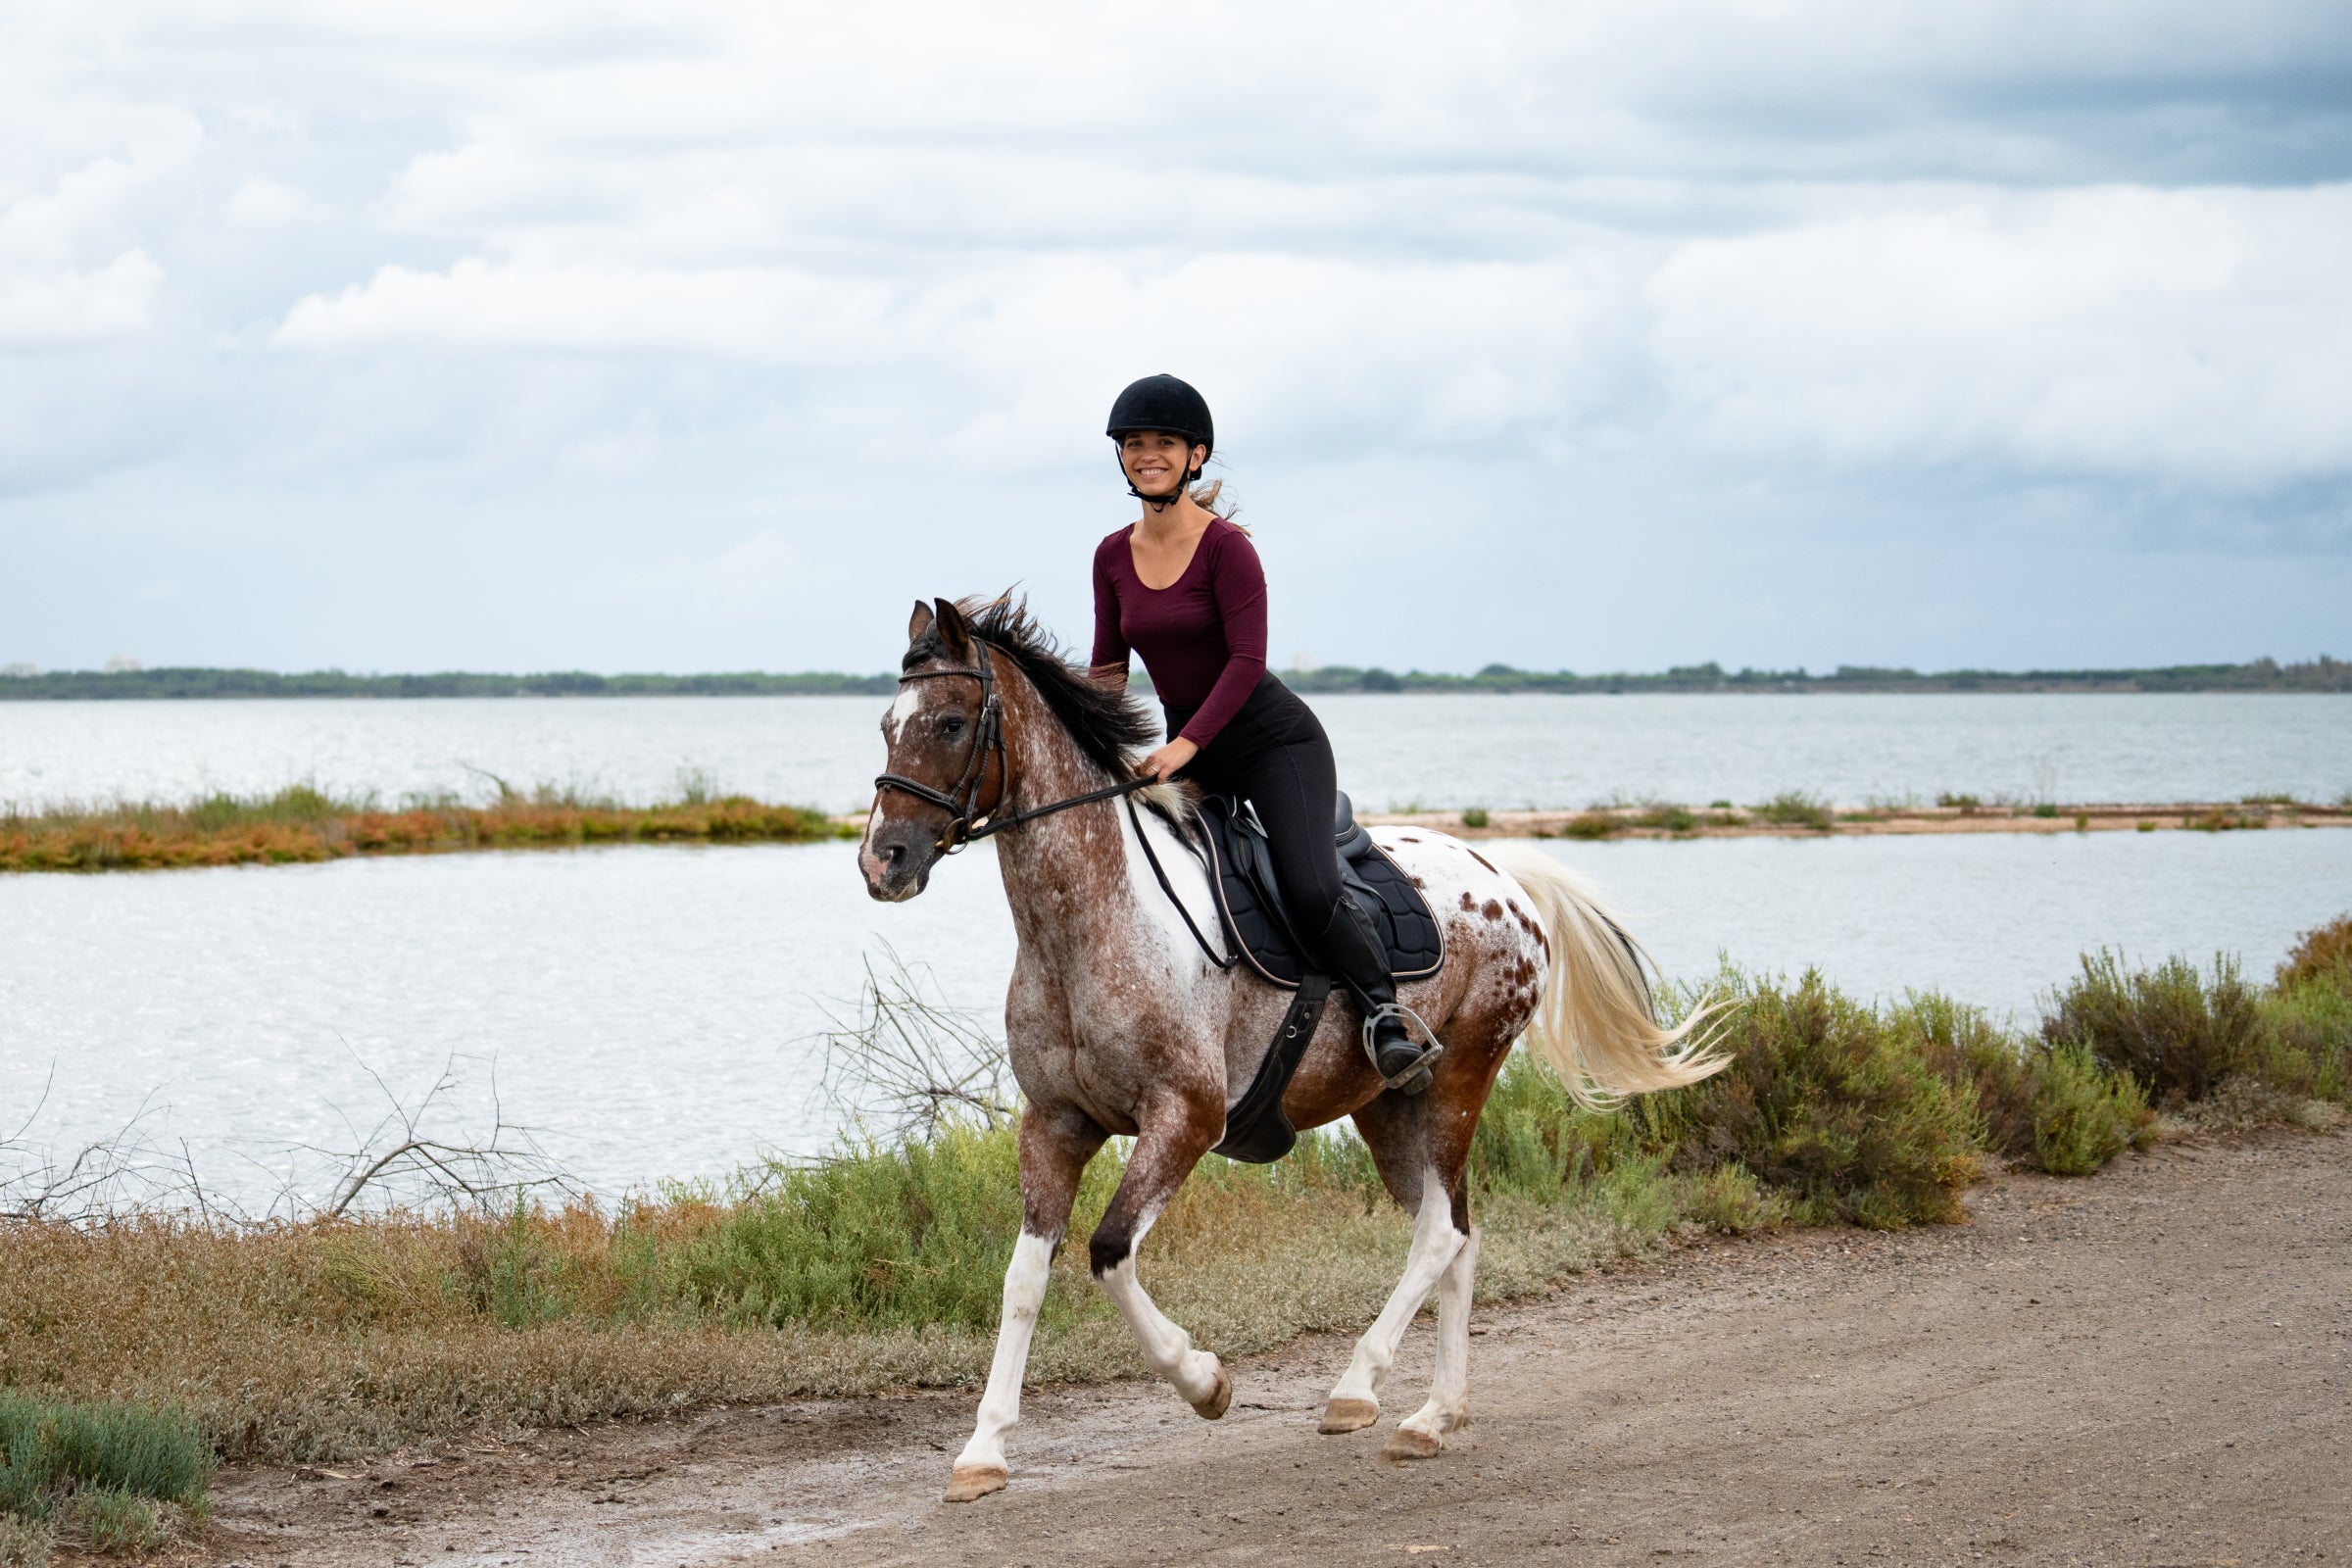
[859,813,940,902]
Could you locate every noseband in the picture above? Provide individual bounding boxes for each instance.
[873,639,1154,854]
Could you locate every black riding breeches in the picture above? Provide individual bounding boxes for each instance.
[1165,672,1344,933]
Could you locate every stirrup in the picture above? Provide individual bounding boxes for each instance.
[1361,1002,1445,1091]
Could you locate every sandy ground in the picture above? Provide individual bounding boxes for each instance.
[1361,804,2352,841]
[171,1127,2350,1568]
[820,804,2349,842]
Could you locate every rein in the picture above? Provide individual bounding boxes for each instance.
[873,640,1156,854]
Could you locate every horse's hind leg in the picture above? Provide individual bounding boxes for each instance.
[1088,1101,1231,1418]
[1318,1161,1465,1434]
[1320,1092,1471,1438]
[948,1102,1106,1502]
[1387,1221,1479,1458]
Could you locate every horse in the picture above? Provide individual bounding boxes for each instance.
[859,596,1721,1502]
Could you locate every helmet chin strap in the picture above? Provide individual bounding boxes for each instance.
[1118,448,1200,510]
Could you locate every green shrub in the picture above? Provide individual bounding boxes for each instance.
[1645,969,1984,1227]
[0,1393,210,1546]
[2041,952,2258,1104]
[2245,969,2352,1105]
[2277,914,2352,991]
[1897,991,2036,1159]
[1752,791,1834,831]
[663,1123,1123,1334]
[63,1490,177,1553]
[2030,1044,2154,1175]
[1937,792,1983,812]
[0,1511,49,1568]
[1459,807,1490,829]
[1675,1162,1789,1234]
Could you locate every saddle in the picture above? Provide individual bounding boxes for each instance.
[1194,791,1444,990]
[1185,792,1444,1164]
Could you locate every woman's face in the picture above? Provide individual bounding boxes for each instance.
[1119,430,1207,500]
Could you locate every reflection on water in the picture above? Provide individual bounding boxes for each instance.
[2,692,2346,813]
[3,829,2344,1207]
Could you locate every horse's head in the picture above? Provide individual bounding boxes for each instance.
[860,597,1007,902]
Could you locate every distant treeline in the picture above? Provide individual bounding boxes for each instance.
[1281,655,2352,695]
[0,655,2344,700]
[0,667,898,700]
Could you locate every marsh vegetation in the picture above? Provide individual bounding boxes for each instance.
[0,779,849,873]
[1,919,2342,1563]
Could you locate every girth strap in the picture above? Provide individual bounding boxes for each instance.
[1212,974,1333,1164]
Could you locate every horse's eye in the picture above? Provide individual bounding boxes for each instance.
[941,715,964,737]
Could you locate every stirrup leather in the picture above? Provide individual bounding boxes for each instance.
[1361,1001,1445,1090]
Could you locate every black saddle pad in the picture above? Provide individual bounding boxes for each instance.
[1194,793,1443,991]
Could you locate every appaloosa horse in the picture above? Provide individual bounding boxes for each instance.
[859,597,1721,1501]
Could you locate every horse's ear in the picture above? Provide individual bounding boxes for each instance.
[907,600,935,644]
[932,597,972,656]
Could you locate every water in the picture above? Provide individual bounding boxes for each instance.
[3,693,2346,814]
[4,828,2345,1210]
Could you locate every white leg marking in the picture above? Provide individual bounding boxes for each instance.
[954,1230,1054,1479]
[1396,1224,1480,1447]
[1327,1169,1466,1411]
[1097,1253,1226,1409]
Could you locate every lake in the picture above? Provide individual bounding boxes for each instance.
[3,692,2347,814]
[4,826,2345,1211]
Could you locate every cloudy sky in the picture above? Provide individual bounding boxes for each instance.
[4,1,2349,676]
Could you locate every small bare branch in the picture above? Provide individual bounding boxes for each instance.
[808,943,1014,1143]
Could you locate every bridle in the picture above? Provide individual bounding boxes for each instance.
[873,639,1155,854]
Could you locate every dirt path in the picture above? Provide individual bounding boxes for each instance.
[186,1128,2350,1568]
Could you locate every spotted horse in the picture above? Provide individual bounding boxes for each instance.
[859,596,1724,1501]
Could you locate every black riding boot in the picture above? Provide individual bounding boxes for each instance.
[1313,897,1442,1095]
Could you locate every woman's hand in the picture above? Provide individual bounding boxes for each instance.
[1141,737,1199,783]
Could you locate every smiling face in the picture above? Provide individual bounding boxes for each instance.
[860,600,992,902]
[1118,430,1207,502]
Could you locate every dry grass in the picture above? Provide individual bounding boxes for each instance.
[0,1146,1673,1467]
[5,946,2341,1479]
[0,784,849,873]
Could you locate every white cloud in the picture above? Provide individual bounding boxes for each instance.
[0,251,165,343]
[1647,184,2352,486]
[3,0,2350,671]
[224,177,305,225]
[272,257,895,359]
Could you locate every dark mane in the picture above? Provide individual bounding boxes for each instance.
[911,595,1159,781]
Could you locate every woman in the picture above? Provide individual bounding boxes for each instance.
[1088,373,1438,1095]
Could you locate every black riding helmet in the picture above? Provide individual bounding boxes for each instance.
[1106,374,1213,507]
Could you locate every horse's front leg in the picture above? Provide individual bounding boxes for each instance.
[1088,1095,1232,1418]
[947,1102,1107,1502]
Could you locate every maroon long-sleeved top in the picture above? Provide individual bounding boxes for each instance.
[1090,516,1268,750]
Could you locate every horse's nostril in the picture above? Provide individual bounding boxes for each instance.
[884,844,906,866]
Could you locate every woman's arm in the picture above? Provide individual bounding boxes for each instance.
[1171,530,1268,751]
[1090,542,1129,689]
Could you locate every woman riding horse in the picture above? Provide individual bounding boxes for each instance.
[1089,373,1439,1093]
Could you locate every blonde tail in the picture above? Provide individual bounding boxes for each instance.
[1484,844,1727,1108]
